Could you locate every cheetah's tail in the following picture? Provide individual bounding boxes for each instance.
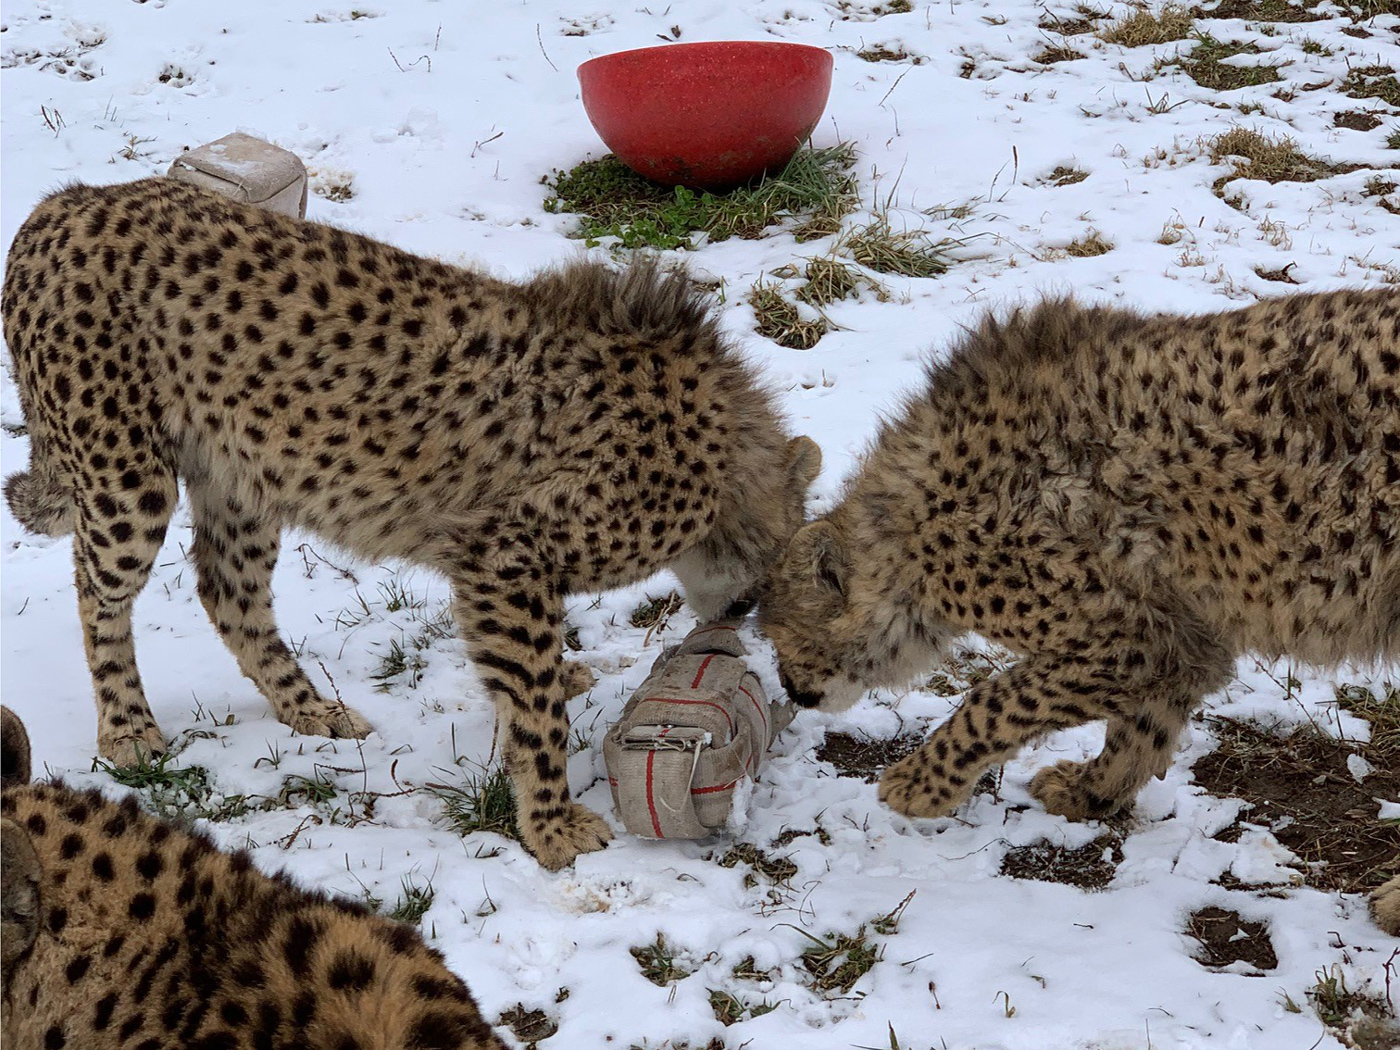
[3,467,74,537]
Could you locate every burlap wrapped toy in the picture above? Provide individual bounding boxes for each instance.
[603,620,794,839]
[167,132,309,219]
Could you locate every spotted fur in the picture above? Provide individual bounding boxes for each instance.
[759,290,1399,934]
[0,706,507,1049]
[2,178,821,869]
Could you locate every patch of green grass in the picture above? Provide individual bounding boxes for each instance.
[387,876,436,924]
[1174,34,1282,90]
[630,934,693,985]
[1305,963,1397,1046]
[544,143,859,251]
[708,989,779,1026]
[1343,65,1400,107]
[790,925,884,995]
[777,254,889,306]
[718,843,800,887]
[839,217,954,277]
[430,766,520,841]
[1099,3,1195,46]
[278,771,338,807]
[96,752,254,823]
[370,636,428,691]
[1299,37,1333,55]
[1388,127,1400,150]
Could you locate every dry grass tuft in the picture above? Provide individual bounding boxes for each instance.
[1208,127,1337,184]
[747,281,829,350]
[1098,3,1195,46]
[1034,42,1088,63]
[1048,164,1090,186]
[839,217,955,277]
[1064,229,1115,256]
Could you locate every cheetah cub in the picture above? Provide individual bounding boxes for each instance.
[2,179,820,869]
[759,291,1399,932]
[0,706,508,1049]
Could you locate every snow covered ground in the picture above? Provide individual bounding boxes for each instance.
[2,0,1398,1047]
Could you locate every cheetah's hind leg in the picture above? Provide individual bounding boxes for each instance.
[1371,875,1400,937]
[188,482,370,741]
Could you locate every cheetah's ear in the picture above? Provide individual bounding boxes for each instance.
[790,520,847,599]
[2,817,42,970]
[786,436,822,489]
[0,707,30,789]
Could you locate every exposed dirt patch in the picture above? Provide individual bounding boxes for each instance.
[817,732,924,782]
[1000,834,1125,890]
[1038,14,1098,35]
[1192,0,1325,20]
[1334,110,1384,131]
[1185,907,1278,971]
[1191,711,1400,894]
[498,1004,559,1046]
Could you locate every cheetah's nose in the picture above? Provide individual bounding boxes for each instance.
[780,673,822,709]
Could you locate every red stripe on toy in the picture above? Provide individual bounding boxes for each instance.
[691,654,715,688]
[645,750,664,837]
[610,777,739,796]
[738,685,766,734]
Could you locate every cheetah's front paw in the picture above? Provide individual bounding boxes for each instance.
[1028,760,1122,821]
[1371,875,1400,937]
[98,723,168,768]
[878,751,973,819]
[563,662,597,698]
[285,701,372,741]
[523,801,613,871]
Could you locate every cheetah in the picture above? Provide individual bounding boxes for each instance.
[757,290,1400,933]
[0,706,508,1049]
[2,177,821,869]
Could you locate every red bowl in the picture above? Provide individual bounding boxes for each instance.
[578,41,834,191]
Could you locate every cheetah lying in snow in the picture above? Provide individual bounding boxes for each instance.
[0,706,507,1049]
[2,178,821,870]
[757,290,1400,934]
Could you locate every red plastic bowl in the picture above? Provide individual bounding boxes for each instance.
[578,41,834,191]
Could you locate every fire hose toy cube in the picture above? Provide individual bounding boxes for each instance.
[167,132,308,219]
[603,620,794,839]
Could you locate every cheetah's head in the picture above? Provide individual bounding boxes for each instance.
[759,518,949,712]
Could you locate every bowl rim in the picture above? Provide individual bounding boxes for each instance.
[577,39,833,78]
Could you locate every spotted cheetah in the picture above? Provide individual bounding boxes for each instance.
[2,178,821,869]
[0,706,508,1048]
[758,291,1400,931]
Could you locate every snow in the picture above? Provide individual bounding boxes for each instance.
[2,1,1398,1048]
